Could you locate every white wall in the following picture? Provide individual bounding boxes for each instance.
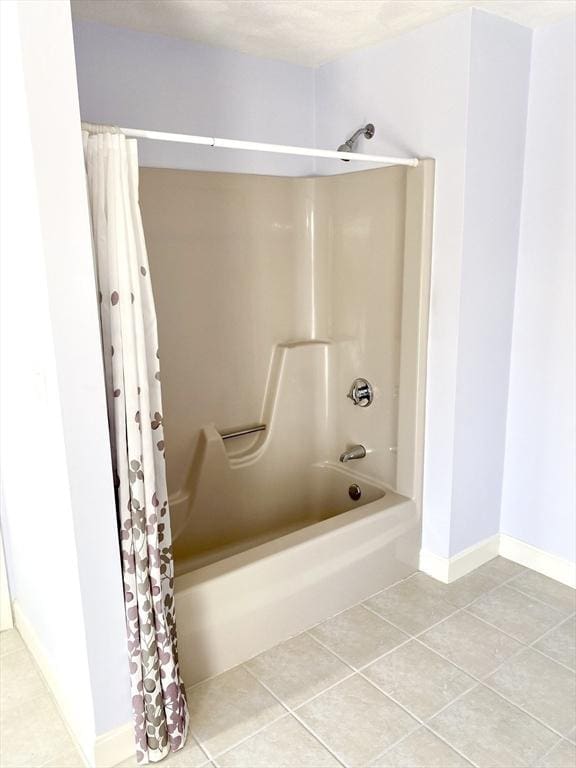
[501,18,576,563]
[450,11,532,554]
[0,0,131,756]
[72,20,315,176]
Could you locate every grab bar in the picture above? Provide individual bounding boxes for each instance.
[219,423,266,440]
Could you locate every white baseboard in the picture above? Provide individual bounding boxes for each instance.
[420,534,575,588]
[499,535,576,588]
[0,528,13,631]
[94,722,134,768]
[13,601,133,768]
[420,535,500,583]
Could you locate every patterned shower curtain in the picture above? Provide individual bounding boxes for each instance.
[82,126,189,764]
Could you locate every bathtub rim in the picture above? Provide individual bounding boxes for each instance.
[174,479,413,592]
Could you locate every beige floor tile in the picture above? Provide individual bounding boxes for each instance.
[116,734,209,767]
[0,648,46,706]
[486,648,576,735]
[363,640,475,719]
[467,585,566,643]
[429,685,558,767]
[295,674,418,766]
[216,715,340,768]
[538,739,576,768]
[0,630,24,658]
[309,605,408,668]
[419,611,522,678]
[186,665,286,757]
[534,616,576,670]
[43,746,87,767]
[483,557,526,580]
[0,692,75,767]
[440,563,508,608]
[508,571,576,614]
[245,633,351,708]
[567,725,576,743]
[364,575,456,635]
[419,561,519,610]
[370,727,473,767]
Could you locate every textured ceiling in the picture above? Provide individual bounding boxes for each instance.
[71,0,576,66]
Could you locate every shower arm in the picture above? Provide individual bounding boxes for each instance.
[339,124,375,152]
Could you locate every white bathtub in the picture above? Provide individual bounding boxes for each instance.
[174,461,419,685]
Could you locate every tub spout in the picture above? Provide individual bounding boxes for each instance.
[339,445,366,463]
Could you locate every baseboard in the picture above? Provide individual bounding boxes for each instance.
[94,722,134,768]
[419,535,500,583]
[420,534,576,588]
[0,529,14,631]
[13,601,134,767]
[499,535,576,588]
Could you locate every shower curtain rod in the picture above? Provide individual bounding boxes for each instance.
[109,126,419,167]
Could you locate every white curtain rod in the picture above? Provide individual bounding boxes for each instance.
[114,126,419,167]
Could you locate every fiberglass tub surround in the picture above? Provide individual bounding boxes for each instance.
[139,161,433,683]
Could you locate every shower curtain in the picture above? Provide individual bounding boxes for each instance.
[83,126,189,764]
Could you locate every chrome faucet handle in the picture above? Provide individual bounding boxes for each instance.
[347,378,373,407]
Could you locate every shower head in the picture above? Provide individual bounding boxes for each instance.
[337,123,375,161]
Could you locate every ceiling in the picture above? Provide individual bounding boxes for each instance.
[71,0,576,67]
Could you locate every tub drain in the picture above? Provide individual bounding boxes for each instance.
[349,484,362,501]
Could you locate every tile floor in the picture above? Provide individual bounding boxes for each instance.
[1,558,574,768]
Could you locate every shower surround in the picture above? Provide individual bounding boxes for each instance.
[139,162,434,684]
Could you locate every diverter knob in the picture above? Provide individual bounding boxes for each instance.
[347,378,373,407]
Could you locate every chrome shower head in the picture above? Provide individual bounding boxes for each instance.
[337,123,375,161]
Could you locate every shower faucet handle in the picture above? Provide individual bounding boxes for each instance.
[347,378,374,407]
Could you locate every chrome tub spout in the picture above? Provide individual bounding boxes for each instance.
[339,445,366,463]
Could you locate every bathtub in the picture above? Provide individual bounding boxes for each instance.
[153,161,435,686]
[173,459,419,686]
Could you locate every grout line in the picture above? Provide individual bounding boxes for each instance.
[306,627,413,673]
[361,598,461,638]
[503,573,576,611]
[480,678,574,740]
[442,565,535,609]
[362,678,481,768]
[529,610,576,641]
[191,709,291,764]
[460,607,538,646]
[533,734,567,767]
[459,607,576,674]
[502,582,576,615]
[294,570,419,639]
[248,627,478,766]
[289,704,350,767]
[244,659,355,715]
[190,731,213,766]
[422,678,567,768]
[527,610,576,664]
[526,643,576,676]
[242,664,348,767]
[363,562,531,628]
[411,635,570,743]
[304,620,483,765]
[303,632,359,672]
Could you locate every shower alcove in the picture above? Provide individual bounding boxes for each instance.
[139,160,434,684]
